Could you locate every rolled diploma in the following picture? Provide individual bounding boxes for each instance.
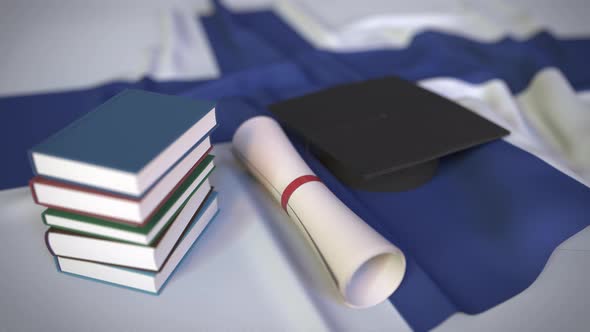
[232,116,406,308]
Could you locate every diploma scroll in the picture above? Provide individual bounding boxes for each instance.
[232,116,406,308]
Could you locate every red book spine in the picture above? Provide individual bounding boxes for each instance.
[29,147,212,227]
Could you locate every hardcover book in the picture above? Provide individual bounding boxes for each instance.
[30,145,213,225]
[29,89,216,197]
[56,192,219,294]
[47,185,213,271]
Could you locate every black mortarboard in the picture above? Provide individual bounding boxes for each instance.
[269,76,509,192]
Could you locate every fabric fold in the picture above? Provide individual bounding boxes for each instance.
[1,3,590,331]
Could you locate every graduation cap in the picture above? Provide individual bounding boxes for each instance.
[269,76,509,192]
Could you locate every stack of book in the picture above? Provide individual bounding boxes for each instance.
[28,89,219,294]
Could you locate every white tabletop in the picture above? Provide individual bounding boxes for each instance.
[1,144,589,331]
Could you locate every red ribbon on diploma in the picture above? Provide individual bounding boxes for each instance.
[281,175,322,211]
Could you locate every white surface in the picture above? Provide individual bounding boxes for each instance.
[49,180,212,270]
[232,116,406,308]
[0,0,220,97]
[8,121,589,326]
[1,144,589,331]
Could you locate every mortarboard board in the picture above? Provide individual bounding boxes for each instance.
[269,76,509,192]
